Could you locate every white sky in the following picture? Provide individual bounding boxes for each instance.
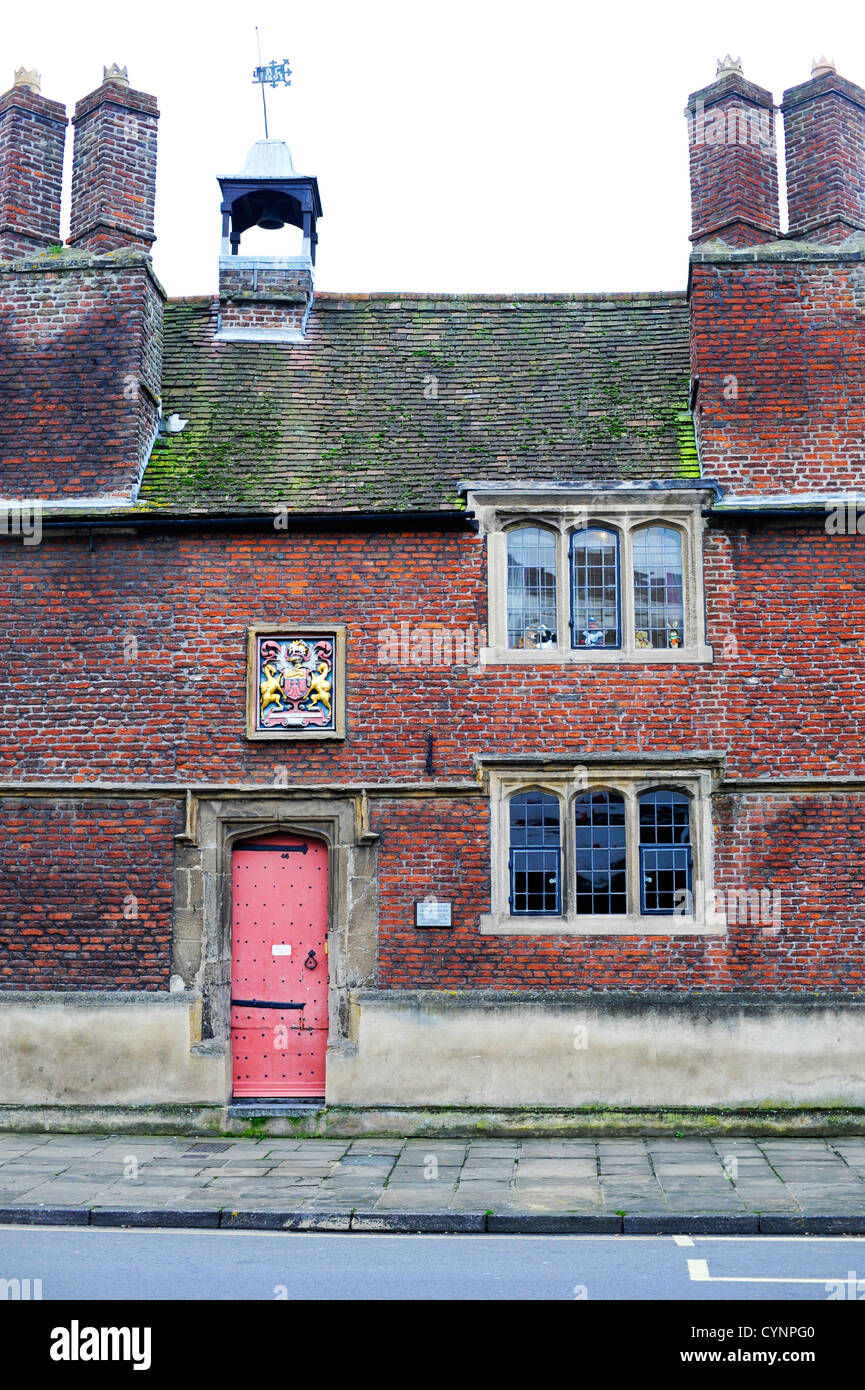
[6,0,865,298]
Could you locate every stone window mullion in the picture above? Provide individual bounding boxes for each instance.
[624,785,640,917]
[557,521,570,653]
[621,519,635,654]
[563,786,573,917]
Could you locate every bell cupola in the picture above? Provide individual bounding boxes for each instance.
[216,137,322,343]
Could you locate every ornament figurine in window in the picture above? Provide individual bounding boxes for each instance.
[635,629,650,649]
[582,616,605,648]
[522,623,556,649]
[668,621,681,649]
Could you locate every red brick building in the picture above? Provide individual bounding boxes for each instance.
[1,57,864,1131]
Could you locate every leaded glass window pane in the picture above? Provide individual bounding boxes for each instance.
[507,527,558,649]
[632,526,684,650]
[571,528,621,649]
[509,791,561,915]
[574,790,627,914]
[639,789,691,914]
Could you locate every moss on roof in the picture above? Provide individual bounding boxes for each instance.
[141,291,696,513]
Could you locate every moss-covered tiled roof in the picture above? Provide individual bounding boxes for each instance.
[140,291,697,513]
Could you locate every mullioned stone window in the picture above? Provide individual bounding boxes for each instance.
[478,756,726,936]
[465,484,715,664]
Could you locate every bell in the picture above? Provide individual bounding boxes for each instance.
[258,212,285,230]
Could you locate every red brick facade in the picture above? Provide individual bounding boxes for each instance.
[0,519,863,992]
[1,58,864,1055]
[376,795,865,993]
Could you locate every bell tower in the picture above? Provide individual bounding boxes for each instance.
[216,138,322,342]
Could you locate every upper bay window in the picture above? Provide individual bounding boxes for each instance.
[471,487,713,664]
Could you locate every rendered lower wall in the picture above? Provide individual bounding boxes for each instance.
[327,991,865,1110]
[2,988,864,1112]
[0,992,227,1105]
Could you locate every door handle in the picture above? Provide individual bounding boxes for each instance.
[304,950,318,970]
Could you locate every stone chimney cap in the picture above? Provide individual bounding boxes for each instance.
[716,55,743,78]
[13,67,41,93]
[811,56,836,78]
[103,63,129,87]
[239,138,298,179]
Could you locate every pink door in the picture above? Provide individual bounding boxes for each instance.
[231,833,328,1098]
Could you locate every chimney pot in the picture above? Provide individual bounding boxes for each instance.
[102,63,129,87]
[13,67,41,93]
[716,55,743,78]
[811,56,836,78]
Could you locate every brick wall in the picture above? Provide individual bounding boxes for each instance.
[0,523,862,780]
[0,254,164,494]
[690,250,865,495]
[375,794,865,992]
[0,520,863,992]
[218,262,312,335]
[219,299,306,335]
[0,798,179,990]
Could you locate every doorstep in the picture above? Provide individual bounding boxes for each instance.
[228,1099,326,1119]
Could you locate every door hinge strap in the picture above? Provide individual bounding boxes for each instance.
[230,998,305,1010]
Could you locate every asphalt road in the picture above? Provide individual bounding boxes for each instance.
[2,1227,865,1300]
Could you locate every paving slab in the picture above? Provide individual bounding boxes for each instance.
[517,1161,598,1178]
[375,1188,457,1210]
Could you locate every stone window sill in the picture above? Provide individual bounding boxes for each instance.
[478,912,727,937]
[481,644,714,666]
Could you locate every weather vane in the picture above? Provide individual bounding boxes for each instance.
[252,27,291,139]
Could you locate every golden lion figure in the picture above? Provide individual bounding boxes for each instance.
[306,661,332,715]
[259,662,284,710]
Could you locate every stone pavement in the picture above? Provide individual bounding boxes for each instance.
[2,1132,865,1233]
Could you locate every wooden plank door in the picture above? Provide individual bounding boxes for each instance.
[231,833,328,1098]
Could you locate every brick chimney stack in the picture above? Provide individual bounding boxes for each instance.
[685,57,780,246]
[781,61,865,244]
[68,65,159,254]
[0,68,67,260]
